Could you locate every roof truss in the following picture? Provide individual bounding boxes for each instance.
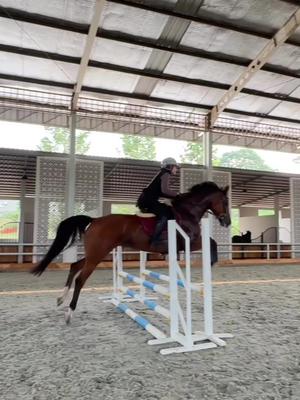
[209,8,300,127]
[0,1,300,148]
[71,0,106,110]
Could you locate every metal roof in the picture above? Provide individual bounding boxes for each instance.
[1,1,300,152]
[0,149,291,209]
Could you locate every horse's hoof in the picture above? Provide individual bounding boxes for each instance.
[65,308,73,325]
[57,297,64,307]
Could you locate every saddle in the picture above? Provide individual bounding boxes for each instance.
[137,212,180,240]
[137,214,160,237]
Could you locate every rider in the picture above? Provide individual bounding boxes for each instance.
[137,157,179,245]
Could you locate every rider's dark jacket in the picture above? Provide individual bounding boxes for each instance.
[137,168,177,218]
[142,168,177,200]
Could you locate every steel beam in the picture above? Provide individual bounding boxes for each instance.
[107,0,300,46]
[209,9,300,127]
[239,188,288,206]
[98,30,300,79]
[1,3,299,47]
[0,7,88,34]
[232,175,264,189]
[2,44,300,106]
[2,72,300,126]
[1,7,300,79]
[72,0,106,110]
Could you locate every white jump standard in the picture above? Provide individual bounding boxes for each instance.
[110,218,233,355]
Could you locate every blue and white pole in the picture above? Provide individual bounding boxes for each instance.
[142,270,202,292]
[119,271,169,297]
[111,298,167,340]
[120,287,170,319]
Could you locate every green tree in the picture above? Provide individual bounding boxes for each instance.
[3,210,20,221]
[111,203,138,214]
[230,208,240,235]
[0,200,20,224]
[219,148,273,171]
[122,135,156,160]
[38,127,90,154]
[180,142,203,164]
[180,142,220,165]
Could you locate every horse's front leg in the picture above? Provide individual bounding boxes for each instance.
[65,260,96,324]
[190,237,218,266]
[64,244,114,324]
[57,258,85,307]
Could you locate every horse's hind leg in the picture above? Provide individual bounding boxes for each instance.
[65,259,99,324]
[57,258,85,307]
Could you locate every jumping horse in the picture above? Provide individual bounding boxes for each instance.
[31,181,231,323]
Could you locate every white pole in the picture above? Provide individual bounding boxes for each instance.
[116,246,123,300]
[140,251,147,299]
[63,111,77,262]
[18,176,26,263]
[112,248,117,297]
[184,233,193,346]
[168,220,179,339]
[201,218,213,336]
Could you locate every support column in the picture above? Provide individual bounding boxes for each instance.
[274,195,280,243]
[274,194,280,258]
[203,130,213,179]
[63,112,77,262]
[203,130,213,235]
[18,175,27,263]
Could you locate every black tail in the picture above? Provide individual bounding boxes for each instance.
[31,215,93,276]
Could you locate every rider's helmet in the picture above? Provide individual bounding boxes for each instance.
[161,157,178,170]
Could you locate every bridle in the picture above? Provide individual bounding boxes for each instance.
[207,210,227,222]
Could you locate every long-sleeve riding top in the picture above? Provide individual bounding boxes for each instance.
[142,168,178,200]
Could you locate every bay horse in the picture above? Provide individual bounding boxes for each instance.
[31,181,231,323]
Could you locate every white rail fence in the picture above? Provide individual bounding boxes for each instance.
[0,242,299,262]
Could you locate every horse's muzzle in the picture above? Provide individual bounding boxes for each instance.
[218,214,231,227]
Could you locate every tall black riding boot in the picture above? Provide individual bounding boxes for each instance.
[151,216,168,245]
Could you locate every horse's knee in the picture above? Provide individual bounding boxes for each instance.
[70,258,84,273]
[69,261,100,312]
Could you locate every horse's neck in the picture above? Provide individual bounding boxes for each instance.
[174,196,210,223]
[172,196,210,243]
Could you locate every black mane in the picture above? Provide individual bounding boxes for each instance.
[189,181,220,194]
[172,181,226,209]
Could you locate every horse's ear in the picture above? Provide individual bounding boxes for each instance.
[223,185,229,195]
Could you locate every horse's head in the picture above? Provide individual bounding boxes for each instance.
[185,182,231,227]
[209,184,231,227]
[172,182,231,227]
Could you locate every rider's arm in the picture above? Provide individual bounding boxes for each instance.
[161,172,178,198]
